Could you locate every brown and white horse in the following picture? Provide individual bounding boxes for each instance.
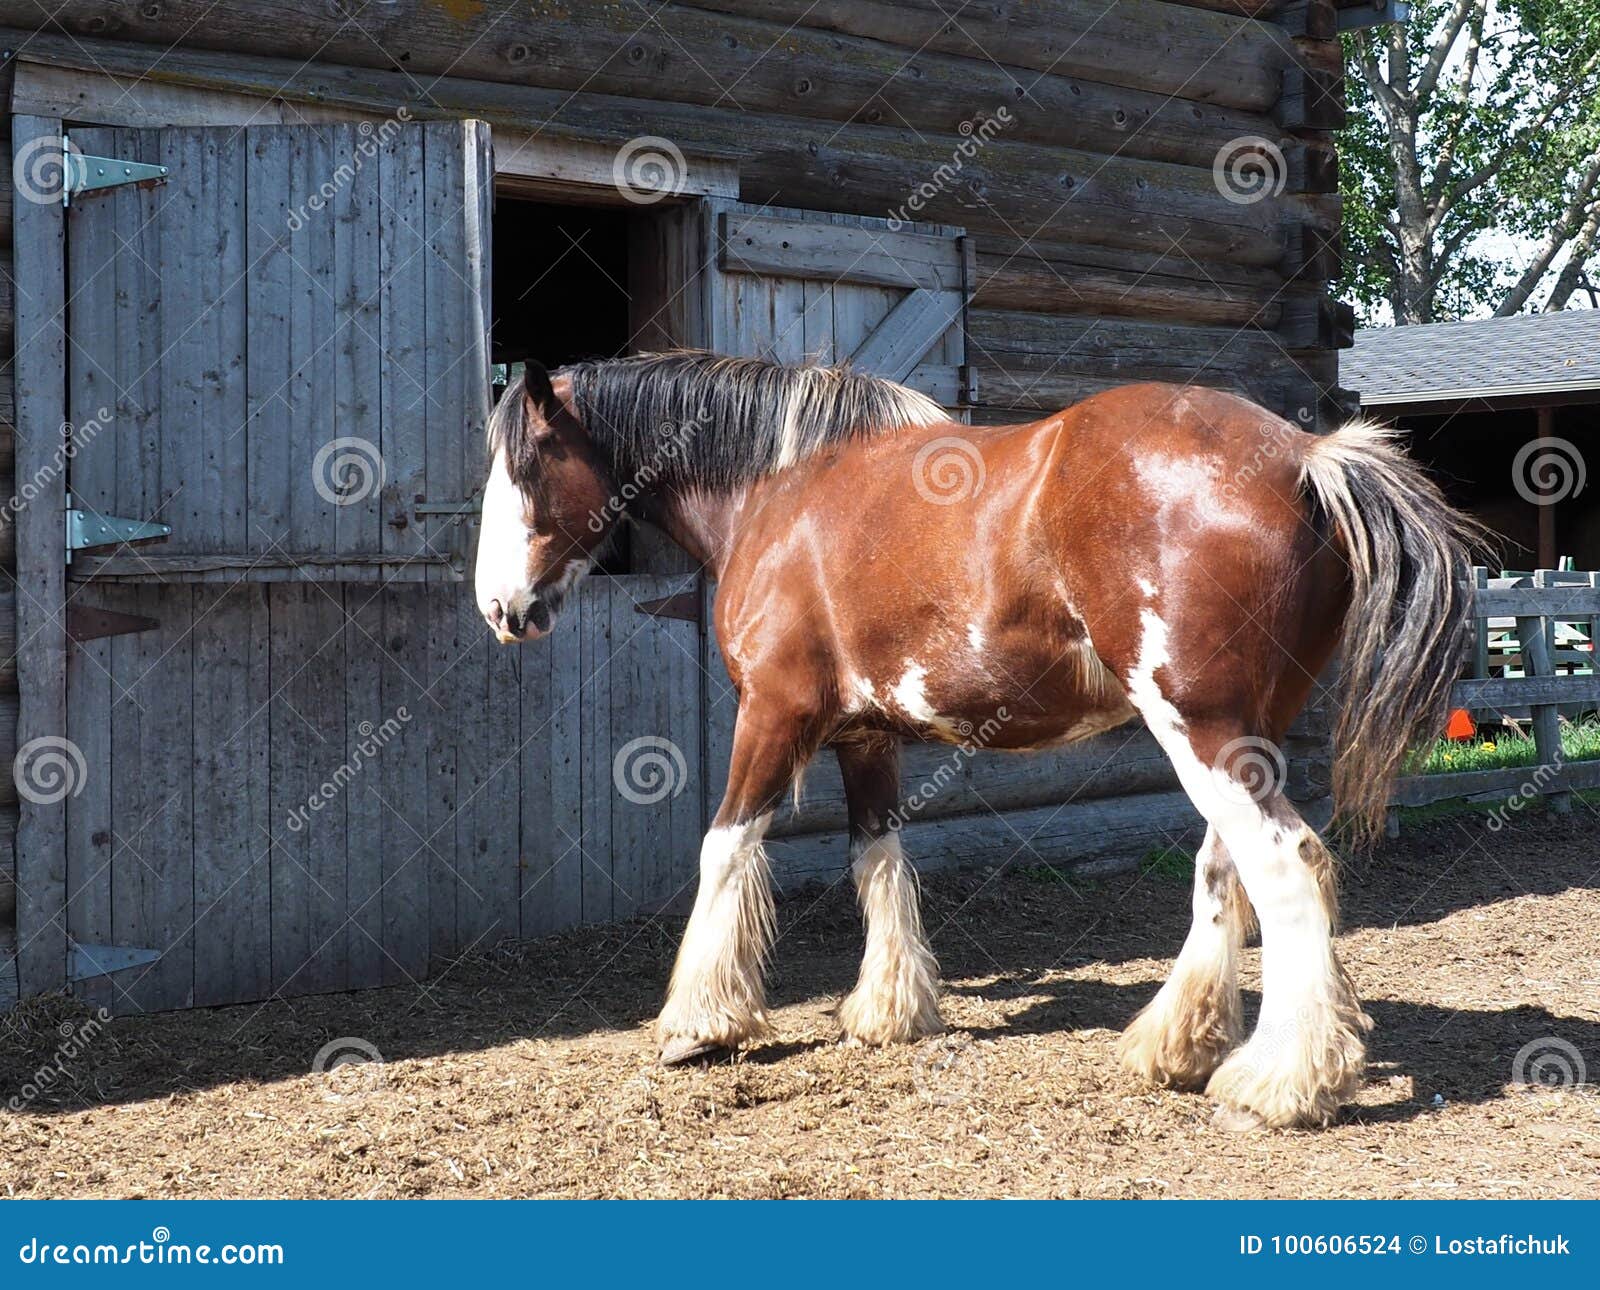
[474,352,1477,1129]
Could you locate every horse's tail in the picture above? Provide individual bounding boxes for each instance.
[1299,420,1484,845]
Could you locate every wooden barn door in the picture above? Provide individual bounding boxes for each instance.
[633,200,971,867]
[54,120,516,1013]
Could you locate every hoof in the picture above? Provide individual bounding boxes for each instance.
[659,1036,732,1066]
[1212,1104,1268,1133]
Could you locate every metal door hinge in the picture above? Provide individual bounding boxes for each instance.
[636,591,702,624]
[66,498,173,563]
[67,605,161,643]
[62,133,169,206]
[68,941,162,983]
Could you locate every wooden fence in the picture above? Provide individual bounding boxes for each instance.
[1393,568,1600,820]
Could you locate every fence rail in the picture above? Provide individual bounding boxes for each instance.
[1392,567,1598,821]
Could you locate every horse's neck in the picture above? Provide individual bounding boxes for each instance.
[643,486,747,574]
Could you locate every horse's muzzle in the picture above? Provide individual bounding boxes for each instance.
[486,595,553,644]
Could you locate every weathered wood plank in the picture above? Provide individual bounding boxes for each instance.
[1451,674,1600,710]
[377,584,432,985]
[12,116,69,999]
[1394,760,1600,809]
[851,289,963,382]
[1474,587,1600,618]
[267,586,350,997]
[721,213,963,292]
[519,589,585,938]
[191,581,271,1006]
[111,585,196,1014]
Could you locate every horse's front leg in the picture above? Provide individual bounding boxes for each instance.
[835,735,943,1045]
[658,695,821,1064]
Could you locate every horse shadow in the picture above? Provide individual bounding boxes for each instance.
[1,810,1593,1125]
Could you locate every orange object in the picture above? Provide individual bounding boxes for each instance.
[1445,708,1476,741]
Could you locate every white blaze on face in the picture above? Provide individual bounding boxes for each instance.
[475,447,533,630]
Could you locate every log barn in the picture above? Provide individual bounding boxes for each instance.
[0,0,1369,1013]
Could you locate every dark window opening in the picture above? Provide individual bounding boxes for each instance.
[490,198,635,573]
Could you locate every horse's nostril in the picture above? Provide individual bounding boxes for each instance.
[505,609,525,637]
[487,599,505,627]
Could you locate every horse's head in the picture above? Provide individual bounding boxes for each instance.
[475,364,618,643]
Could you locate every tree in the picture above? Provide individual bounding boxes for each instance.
[1342,1,1600,323]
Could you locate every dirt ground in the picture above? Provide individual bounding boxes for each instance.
[3,805,1598,1199]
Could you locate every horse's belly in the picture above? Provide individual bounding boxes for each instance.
[840,623,1137,750]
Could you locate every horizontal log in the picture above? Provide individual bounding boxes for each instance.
[969,309,1292,409]
[4,0,1305,173]
[1393,760,1600,810]
[5,32,1306,267]
[767,788,1209,889]
[772,727,1178,839]
[974,235,1287,329]
[1451,675,1600,710]
[1279,294,1356,349]
[679,0,1291,112]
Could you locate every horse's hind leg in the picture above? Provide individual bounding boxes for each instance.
[658,696,820,1064]
[1119,825,1249,1088]
[1123,617,1370,1128]
[834,735,943,1045]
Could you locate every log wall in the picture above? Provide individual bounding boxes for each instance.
[0,0,1353,425]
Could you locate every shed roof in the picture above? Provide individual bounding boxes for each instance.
[1341,310,1600,408]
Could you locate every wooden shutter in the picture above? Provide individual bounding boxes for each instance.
[64,121,492,581]
[712,203,972,407]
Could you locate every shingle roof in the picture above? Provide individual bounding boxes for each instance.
[1340,310,1600,406]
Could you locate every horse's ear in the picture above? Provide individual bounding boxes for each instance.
[522,362,560,428]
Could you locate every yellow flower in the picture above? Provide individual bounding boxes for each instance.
[1480,742,1496,751]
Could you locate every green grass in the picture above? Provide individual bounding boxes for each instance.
[1417,717,1600,775]
[1139,845,1195,881]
